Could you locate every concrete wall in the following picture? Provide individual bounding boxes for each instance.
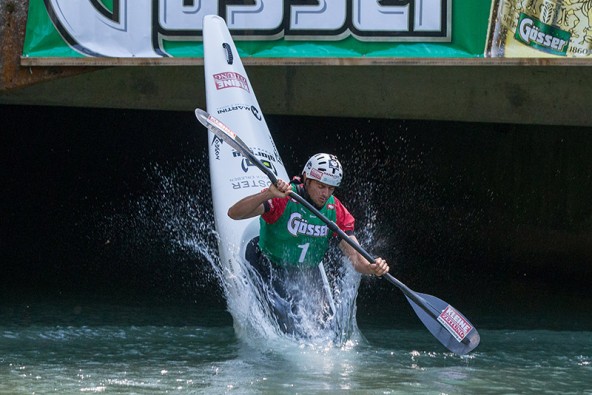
[2,64,592,126]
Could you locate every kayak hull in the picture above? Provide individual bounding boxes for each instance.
[203,15,290,321]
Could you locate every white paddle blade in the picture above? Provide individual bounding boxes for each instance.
[195,108,246,153]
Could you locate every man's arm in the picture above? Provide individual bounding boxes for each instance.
[339,236,390,276]
[227,179,291,220]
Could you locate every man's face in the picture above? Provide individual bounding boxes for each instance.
[306,179,335,207]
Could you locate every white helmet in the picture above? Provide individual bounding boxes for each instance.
[302,153,343,187]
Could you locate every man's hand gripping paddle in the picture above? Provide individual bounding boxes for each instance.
[195,108,480,355]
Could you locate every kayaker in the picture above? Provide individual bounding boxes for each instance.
[227,153,390,335]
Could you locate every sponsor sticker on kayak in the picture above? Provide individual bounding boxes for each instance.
[214,72,250,93]
[437,305,472,342]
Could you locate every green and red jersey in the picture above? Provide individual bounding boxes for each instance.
[259,182,355,267]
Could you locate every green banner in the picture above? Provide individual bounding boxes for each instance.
[24,1,492,59]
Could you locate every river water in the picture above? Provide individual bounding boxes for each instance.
[1,299,591,394]
[2,106,592,393]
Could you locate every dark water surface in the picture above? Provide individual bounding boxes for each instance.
[2,105,592,393]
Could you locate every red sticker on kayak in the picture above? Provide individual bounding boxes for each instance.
[213,72,250,93]
[437,305,472,342]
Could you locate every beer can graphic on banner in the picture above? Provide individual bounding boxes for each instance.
[487,0,592,57]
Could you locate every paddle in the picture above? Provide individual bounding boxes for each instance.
[195,108,480,355]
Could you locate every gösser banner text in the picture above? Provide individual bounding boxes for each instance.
[23,0,489,59]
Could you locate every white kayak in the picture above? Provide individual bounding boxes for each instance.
[202,15,292,336]
[200,15,347,342]
[203,14,289,272]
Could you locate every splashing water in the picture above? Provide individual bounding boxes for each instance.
[94,154,381,351]
[223,251,366,350]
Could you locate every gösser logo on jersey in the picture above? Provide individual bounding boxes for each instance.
[287,213,329,237]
